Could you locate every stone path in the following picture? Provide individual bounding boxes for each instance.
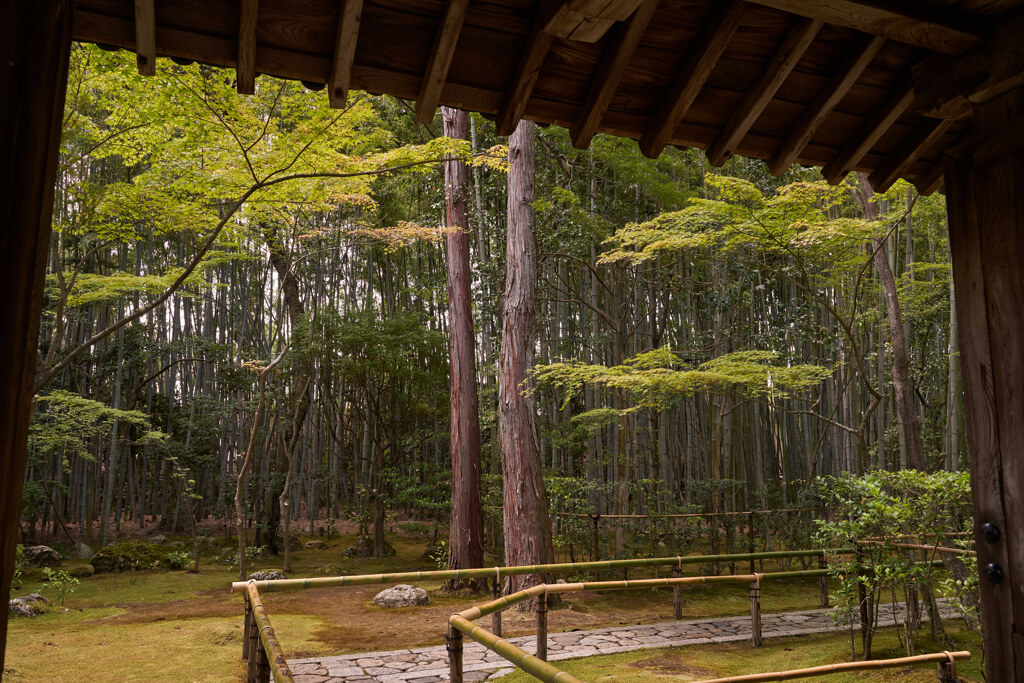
[289,602,959,683]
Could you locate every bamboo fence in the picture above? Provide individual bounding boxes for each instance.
[241,581,295,683]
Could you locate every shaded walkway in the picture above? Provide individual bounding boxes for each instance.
[288,601,960,682]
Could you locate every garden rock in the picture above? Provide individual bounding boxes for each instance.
[23,545,61,568]
[304,540,327,550]
[9,594,48,617]
[69,564,94,578]
[70,542,93,560]
[148,535,167,544]
[372,584,430,608]
[248,570,286,581]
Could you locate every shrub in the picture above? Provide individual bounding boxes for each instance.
[91,540,166,573]
[40,568,79,606]
[163,551,191,570]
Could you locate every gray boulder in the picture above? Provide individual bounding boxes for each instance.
[372,584,430,608]
[248,570,286,581]
[148,535,168,544]
[70,542,93,560]
[23,545,61,568]
[9,594,49,617]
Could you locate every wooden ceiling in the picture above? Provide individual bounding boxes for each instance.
[71,0,1024,193]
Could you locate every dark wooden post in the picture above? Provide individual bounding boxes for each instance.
[748,511,756,574]
[536,591,548,661]
[749,578,762,647]
[491,575,503,637]
[447,625,464,683]
[672,566,683,619]
[944,85,1024,683]
[818,554,829,608]
[242,598,253,660]
[0,1,72,673]
[255,643,271,683]
[856,548,871,655]
[937,655,958,683]
[246,608,261,682]
[591,514,600,561]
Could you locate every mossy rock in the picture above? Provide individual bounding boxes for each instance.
[342,536,394,558]
[91,541,167,573]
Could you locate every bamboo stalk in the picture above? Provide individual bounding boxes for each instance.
[689,651,971,682]
[244,582,295,683]
[858,539,976,555]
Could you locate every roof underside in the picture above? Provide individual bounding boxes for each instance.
[71,0,1024,193]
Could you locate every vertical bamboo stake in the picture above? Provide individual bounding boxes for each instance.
[818,554,829,607]
[536,590,548,661]
[447,624,464,683]
[748,511,756,574]
[750,576,762,647]
[492,573,503,637]
[672,565,683,619]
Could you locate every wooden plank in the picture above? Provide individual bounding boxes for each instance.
[415,0,470,124]
[638,0,745,159]
[743,0,983,55]
[869,116,954,191]
[328,0,363,108]
[544,0,645,42]
[133,0,155,75]
[914,13,1024,118]
[569,0,658,148]
[496,2,558,137]
[0,0,72,673]
[705,17,821,166]
[237,0,259,95]
[767,34,883,175]
[821,81,913,183]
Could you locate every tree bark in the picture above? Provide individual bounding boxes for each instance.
[499,120,554,593]
[442,107,485,583]
[855,173,926,471]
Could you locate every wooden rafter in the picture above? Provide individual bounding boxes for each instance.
[638,0,745,159]
[912,159,944,196]
[869,116,956,192]
[496,3,559,137]
[415,0,470,124]
[544,0,646,43]
[570,0,658,149]
[705,17,821,167]
[237,0,258,95]
[327,0,363,108]
[743,0,983,55]
[820,82,913,184]
[767,34,884,176]
[133,0,155,76]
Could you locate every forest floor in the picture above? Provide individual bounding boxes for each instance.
[3,531,982,682]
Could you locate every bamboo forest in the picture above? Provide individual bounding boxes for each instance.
[6,44,982,683]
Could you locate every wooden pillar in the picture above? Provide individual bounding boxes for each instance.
[945,85,1024,683]
[447,624,464,683]
[818,554,829,608]
[749,579,762,647]
[536,591,549,661]
[672,566,683,619]
[0,1,72,673]
[491,575,503,637]
[242,598,253,660]
[748,511,756,574]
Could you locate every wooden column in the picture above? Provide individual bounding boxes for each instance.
[672,566,683,619]
[491,575,503,637]
[536,591,548,661]
[945,85,1024,683]
[0,0,72,673]
[749,578,762,647]
[447,624,464,683]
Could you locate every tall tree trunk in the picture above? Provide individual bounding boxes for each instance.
[856,173,926,471]
[442,107,485,583]
[499,120,554,593]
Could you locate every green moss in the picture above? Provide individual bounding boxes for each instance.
[90,541,169,573]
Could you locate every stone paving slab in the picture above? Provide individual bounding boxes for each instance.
[288,601,960,682]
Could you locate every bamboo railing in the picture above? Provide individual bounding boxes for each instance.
[689,651,971,682]
[241,581,295,683]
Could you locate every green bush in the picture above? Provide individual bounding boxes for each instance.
[40,568,79,606]
[163,551,191,570]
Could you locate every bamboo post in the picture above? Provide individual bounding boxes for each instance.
[748,511,756,574]
[672,564,683,619]
[491,573,503,637]
[447,624,464,683]
[536,590,548,661]
[818,554,829,607]
[750,576,762,647]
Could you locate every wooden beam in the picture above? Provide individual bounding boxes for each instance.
[133,0,155,76]
[821,81,913,184]
[743,0,982,55]
[705,17,821,167]
[570,0,658,149]
[638,0,745,159]
[544,0,646,43]
[0,0,72,672]
[496,3,558,137]
[868,116,955,192]
[328,0,363,108]
[237,0,258,95]
[415,0,470,124]
[944,87,1024,682]
[914,13,1024,119]
[767,34,883,175]
[911,159,944,196]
